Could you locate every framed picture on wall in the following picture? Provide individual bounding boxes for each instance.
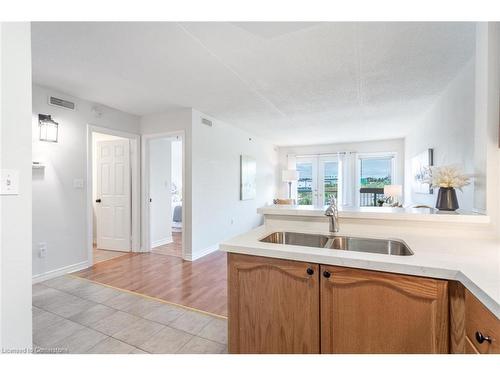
[240,155,256,200]
[411,148,434,194]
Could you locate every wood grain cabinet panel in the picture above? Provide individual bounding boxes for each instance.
[228,253,320,354]
[320,266,449,353]
[465,289,500,354]
[465,336,480,354]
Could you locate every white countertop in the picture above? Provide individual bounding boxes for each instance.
[220,224,500,318]
[258,205,490,224]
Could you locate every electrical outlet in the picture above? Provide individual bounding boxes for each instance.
[38,242,47,258]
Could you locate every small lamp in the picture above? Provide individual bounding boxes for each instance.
[38,114,59,142]
[282,169,299,199]
[384,184,403,206]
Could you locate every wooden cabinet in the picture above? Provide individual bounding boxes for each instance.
[320,266,449,353]
[227,253,497,354]
[465,289,500,354]
[228,253,320,354]
[465,336,480,354]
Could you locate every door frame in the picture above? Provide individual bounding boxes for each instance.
[141,130,185,259]
[86,124,141,267]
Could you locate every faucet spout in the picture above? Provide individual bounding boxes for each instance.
[324,197,339,233]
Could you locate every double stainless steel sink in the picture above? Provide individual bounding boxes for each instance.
[259,231,413,256]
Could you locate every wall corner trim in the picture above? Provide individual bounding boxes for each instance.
[151,237,174,248]
[185,244,219,261]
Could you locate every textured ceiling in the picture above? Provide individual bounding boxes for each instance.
[31,22,475,145]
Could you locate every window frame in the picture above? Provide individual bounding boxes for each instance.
[355,152,398,207]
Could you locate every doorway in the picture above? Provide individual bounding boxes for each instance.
[87,126,140,266]
[147,135,184,258]
[296,155,341,206]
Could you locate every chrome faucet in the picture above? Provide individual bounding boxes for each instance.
[325,197,339,233]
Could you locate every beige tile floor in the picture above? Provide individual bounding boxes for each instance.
[33,276,227,354]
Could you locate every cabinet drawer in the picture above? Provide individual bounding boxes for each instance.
[465,290,500,354]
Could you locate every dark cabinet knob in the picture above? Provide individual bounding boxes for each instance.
[475,331,492,344]
[306,268,314,275]
[95,199,101,203]
[323,271,331,278]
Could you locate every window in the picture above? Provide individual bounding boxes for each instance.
[358,155,394,206]
[291,152,397,207]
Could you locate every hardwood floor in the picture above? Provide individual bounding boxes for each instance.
[151,232,182,257]
[74,250,228,317]
[93,248,129,264]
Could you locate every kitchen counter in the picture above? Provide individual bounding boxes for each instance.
[220,223,500,318]
[258,204,490,224]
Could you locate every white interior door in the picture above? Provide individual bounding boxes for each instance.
[148,138,173,248]
[96,139,131,251]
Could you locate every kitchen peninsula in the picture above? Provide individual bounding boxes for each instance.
[220,205,500,354]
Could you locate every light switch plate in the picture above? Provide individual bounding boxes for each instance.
[0,169,20,195]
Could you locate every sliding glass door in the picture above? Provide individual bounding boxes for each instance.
[296,156,339,206]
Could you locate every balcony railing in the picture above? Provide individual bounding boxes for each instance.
[359,187,384,207]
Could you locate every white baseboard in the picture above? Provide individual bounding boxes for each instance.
[151,236,173,248]
[186,244,219,261]
[32,260,90,284]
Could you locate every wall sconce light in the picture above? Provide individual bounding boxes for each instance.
[38,114,59,142]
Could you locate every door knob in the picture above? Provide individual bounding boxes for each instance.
[306,268,314,275]
[475,331,492,344]
[323,271,331,278]
[95,199,101,203]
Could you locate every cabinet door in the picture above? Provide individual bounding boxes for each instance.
[228,253,320,354]
[465,289,500,354]
[320,266,449,354]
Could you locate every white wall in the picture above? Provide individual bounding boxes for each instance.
[149,138,172,247]
[0,22,32,350]
[171,140,182,200]
[191,110,278,258]
[32,85,140,279]
[404,60,476,211]
[141,109,278,260]
[277,139,405,201]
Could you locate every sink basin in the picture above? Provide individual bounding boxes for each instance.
[259,232,413,256]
